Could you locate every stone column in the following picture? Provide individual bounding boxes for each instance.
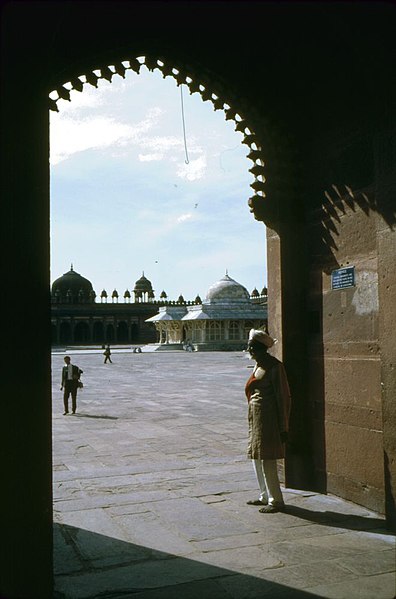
[89,317,94,343]
[2,44,53,596]
[70,317,75,344]
[375,111,396,530]
[267,215,314,491]
[114,316,118,343]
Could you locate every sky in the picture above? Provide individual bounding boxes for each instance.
[50,62,267,301]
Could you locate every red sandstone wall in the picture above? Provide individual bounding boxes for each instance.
[307,191,384,512]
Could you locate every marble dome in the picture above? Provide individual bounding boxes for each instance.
[205,274,251,304]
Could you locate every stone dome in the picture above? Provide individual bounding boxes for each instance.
[134,272,153,292]
[51,265,95,304]
[205,274,251,304]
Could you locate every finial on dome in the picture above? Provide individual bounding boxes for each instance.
[225,268,228,276]
[70,263,74,271]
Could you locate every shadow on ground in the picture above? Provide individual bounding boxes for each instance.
[54,523,319,599]
[72,414,119,420]
[282,505,392,536]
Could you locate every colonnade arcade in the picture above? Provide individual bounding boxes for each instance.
[155,319,266,348]
[52,316,140,345]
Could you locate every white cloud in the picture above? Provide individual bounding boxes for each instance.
[137,135,203,165]
[176,213,193,223]
[50,106,166,165]
[145,107,164,120]
[55,78,137,113]
[141,136,182,152]
[177,155,207,181]
[138,153,164,162]
[55,86,106,112]
[50,116,137,164]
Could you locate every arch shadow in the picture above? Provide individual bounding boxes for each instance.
[54,523,320,599]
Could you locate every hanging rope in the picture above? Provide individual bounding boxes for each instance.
[180,85,190,165]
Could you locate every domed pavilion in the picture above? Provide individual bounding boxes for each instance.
[146,273,267,350]
[133,272,155,302]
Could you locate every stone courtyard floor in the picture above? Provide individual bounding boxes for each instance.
[52,350,395,599]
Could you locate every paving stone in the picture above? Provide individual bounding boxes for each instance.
[53,489,181,512]
[261,538,362,567]
[189,522,355,552]
[77,474,193,497]
[52,351,395,599]
[218,574,321,598]
[55,507,129,542]
[257,559,358,589]
[189,462,250,477]
[191,532,269,553]
[148,497,258,541]
[53,460,195,482]
[288,493,378,518]
[53,480,84,501]
[175,479,256,498]
[114,512,196,555]
[250,523,357,544]
[199,494,229,505]
[335,549,396,576]
[65,525,150,565]
[105,503,151,516]
[189,544,282,572]
[53,524,85,576]
[211,498,317,532]
[305,572,396,598]
[110,574,322,599]
[289,529,394,555]
[54,555,234,598]
[107,577,236,599]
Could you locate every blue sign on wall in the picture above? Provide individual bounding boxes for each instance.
[331,266,355,290]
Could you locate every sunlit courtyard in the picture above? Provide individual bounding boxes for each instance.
[52,350,395,599]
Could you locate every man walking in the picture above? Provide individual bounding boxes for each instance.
[104,344,113,363]
[61,355,83,415]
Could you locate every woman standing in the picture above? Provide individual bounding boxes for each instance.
[245,329,291,513]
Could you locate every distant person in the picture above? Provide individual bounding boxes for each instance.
[104,344,112,363]
[60,356,83,415]
[245,329,291,513]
